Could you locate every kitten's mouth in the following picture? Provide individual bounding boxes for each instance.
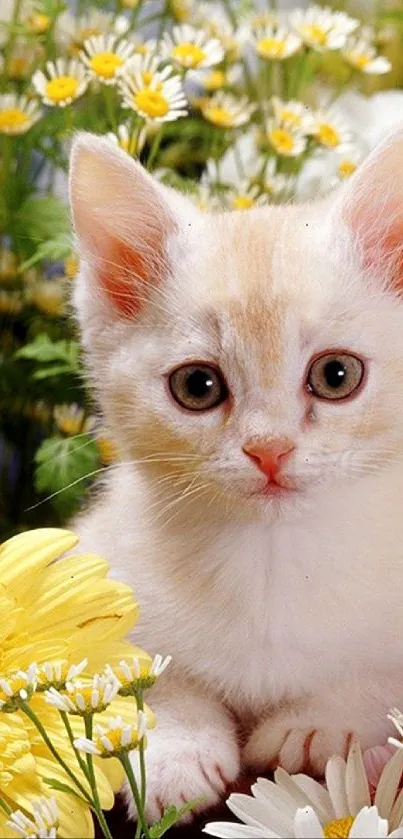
[253,478,298,498]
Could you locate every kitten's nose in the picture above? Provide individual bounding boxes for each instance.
[243,437,295,481]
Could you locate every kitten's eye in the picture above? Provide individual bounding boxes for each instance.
[168,364,228,412]
[307,352,365,401]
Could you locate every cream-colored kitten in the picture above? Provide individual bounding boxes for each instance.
[70,128,403,822]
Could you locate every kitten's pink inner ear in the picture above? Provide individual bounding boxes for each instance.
[70,134,175,317]
[341,128,403,292]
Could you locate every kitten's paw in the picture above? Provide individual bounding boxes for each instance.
[243,715,353,776]
[125,726,240,825]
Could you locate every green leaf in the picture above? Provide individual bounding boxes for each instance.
[43,777,87,802]
[34,435,100,516]
[149,800,204,838]
[19,233,73,271]
[33,364,77,380]
[15,335,81,373]
[15,195,70,245]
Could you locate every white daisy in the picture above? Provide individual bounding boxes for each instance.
[263,157,296,198]
[55,9,129,54]
[8,797,59,839]
[333,143,364,180]
[45,673,119,715]
[204,741,403,838]
[251,23,302,61]
[105,653,172,695]
[107,122,147,156]
[0,93,41,136]
[271,96,314,133]
[0,664,38,711]
[37,659,88,691]
[225,182,268,211]
[290,5,359,52]
[267,121,307,157]
[80,34,135,85]
[196,3,240,59]
[342,35,392,75]
[200,92,255,128]
[162,23,224,70]
[32,59,88,107]
[53,405,92,436]
[74,711,148,758]
[310,107,352,149]
[119,55,188,123]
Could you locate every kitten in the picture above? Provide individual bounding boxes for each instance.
[70,127,403,822]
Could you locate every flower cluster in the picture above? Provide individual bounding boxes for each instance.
[0,0,399,533]
[0,528,173,839]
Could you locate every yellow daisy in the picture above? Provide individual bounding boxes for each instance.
[26,12,51,35]
[0,528,151,838]
[342,35,392,74]
[252,23,302,60]
[169,0,194,23]
[162,23,224,70]
[200,93,255,128]
[225,182,268,211]
[0,94,41,136]
[80,34,135,85]
[32,59,89,107]
[119,55,188,122]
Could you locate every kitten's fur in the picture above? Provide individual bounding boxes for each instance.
[70,128,403,821]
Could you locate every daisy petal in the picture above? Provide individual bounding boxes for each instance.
[293,806,324,838]
[349,806,388,838]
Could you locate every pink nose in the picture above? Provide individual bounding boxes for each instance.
[243,438,295,481]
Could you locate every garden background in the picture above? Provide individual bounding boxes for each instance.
[1,0,403,540]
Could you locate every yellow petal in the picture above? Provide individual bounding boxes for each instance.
[1,530,78,597]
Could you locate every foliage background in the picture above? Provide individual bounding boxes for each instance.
[1,0,402,539]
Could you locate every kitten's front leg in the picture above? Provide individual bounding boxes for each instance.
[243,686,394,776]
[126,676,240,824]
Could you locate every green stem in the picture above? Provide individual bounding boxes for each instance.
[3,0,24,85]
[103,86,117,132]
[60,711,91,781]
[84,716,113,839]
[0,796,12,816]
[136,691,146,815]
[20,703,96,803]
[120,754,150,839]
[147,127,163,170]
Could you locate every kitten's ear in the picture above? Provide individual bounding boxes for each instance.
[337,126,403,291]
[70,133,192,317]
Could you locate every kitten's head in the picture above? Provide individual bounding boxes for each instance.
[70,128,403,518]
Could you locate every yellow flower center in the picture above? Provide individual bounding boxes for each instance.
[317,122,341,147]
[301,23,327,45]
[0,108,30,134]
[280,108,302,126]
[9,56,30,78]
[64,255,79,279]
[203,105,235,127]
[97,728,125,752]
[171,42,207,68]
[141,71,158,85]
[45,76,80,104]
[337,159,357,178]
[323,816,355,838]
[231,195,255,210]
[0,676,28,705]
[346,51,370,69]
[89,51,124,79]
[269,127,295,154]
[121,0,140,7]
[257,37,286,59]
[204,70,226,91]
[27,12,51,33]
[134,88,169,118]
[97,437,118,465]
